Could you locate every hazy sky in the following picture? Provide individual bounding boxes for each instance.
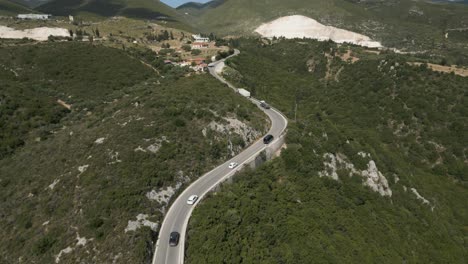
[161,0,212,8]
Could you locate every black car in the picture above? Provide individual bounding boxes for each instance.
[263,134,274,144]
[169,232,180,247]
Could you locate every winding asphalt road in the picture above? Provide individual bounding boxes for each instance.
[152,50,288,264]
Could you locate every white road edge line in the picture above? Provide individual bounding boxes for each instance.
[152,49,288,264]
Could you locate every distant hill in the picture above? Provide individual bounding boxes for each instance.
[0,0,33,15]
[0,42,267,263]
[176,0,225,17]
[9,0,50,8]
[36,0,189,26]
[178,0,468,52]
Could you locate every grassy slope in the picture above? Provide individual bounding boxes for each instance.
[0,42,153,158]
[179,0,468,62]
[186,39,468,263]
[0,0,33,15]
[36,0,192,30]
[0,42,267,263]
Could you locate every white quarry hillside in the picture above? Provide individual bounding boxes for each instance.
[0,26,69,41]
[255,15,382,48]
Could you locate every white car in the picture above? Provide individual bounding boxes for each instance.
[187,195,198,205]
[228,162,238,169]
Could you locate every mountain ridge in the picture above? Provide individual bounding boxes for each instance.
[0,0,33,15]
[36,0,186,22]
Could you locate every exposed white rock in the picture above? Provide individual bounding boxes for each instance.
[134,146,147,153]
[146,183,182,205]
[94,137,106,144]
[394,174,400,184]
[144,137,169,154]
[42,220,50,226]
[0,26,70,41]
[358,151,371,158]
[361,160,392,197]
[55,246,73,263]
[107,150,122,164]
[54,232,92,263]
[147,143,162,154]
[207,117,260,143]
[318,153,339,180]
[255,15,382,48]
[319,152,392,196]
[411,188,435,211]
[78,165,89,174]
[125,214,158,233]
[112,253,123,264]
[48,179,60,190]
[76,233,90,247]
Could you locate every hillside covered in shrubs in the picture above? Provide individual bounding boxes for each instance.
[187,39,467,263]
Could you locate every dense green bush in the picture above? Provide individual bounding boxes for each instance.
[0,41,267,263]
[0,43,154,159]
[187,38,468,263]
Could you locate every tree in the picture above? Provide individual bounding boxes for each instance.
[440,57,447,66]
[170,31,174,40]
[69,29,74,37]
[182,45,191,52]
[191,49,202,56]
[95,28,100,38]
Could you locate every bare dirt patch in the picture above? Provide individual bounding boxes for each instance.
[408,62,468,77]
[338,49,359,64]
[0,26,69,41]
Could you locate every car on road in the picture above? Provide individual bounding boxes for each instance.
[208,63,215,67]
[263,134,274,144]
[228,162,238,169]
[260,100,270,109]
[187,195,198,205]
[169,232,180,247]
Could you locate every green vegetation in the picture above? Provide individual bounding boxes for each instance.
[0,42,153,158]
[179,0,468,65]
[0,42,267,263]
[36,0,192,30]
[0,0,32,15]
[187,38,468,263]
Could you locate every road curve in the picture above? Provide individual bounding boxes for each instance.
[152,50,288,264]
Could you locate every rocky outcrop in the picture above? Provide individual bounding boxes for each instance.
[319,152,392,196]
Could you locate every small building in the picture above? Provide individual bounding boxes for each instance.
[188,58,206,65]
[192,34,209,43]
[191,42,209,49]
[18,14,51,20]
[193,63,208,72]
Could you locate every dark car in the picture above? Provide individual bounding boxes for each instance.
[263,134,274,144]
[169,232,180,247]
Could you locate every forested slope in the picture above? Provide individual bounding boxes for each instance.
[179,0,468,65]
[36,0,191,29]
[0,42,267,263]
[186,39,468,263]
[0,0,32,15]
